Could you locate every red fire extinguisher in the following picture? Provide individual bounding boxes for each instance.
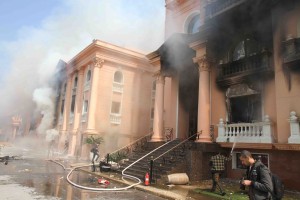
[145,172,150,186]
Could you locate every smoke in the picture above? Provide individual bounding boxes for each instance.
[0,0,165,133]
[32,87,54,134]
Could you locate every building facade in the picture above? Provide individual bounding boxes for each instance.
[55,40,157,159]
[147,0,300,191]
[53,0,300,191]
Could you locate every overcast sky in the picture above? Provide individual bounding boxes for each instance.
[0,0,165,128]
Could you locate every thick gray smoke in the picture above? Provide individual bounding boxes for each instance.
[0,0,165,136]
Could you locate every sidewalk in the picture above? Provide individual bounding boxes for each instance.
[72,162,216,200]
[69,160,300,200]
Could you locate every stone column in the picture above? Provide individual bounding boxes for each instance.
[86,57,103,134]
[288,111,300,143]
[261,115,273,143]
[194,55,211,143]
[69,69,84,156]
[151,72,165,142]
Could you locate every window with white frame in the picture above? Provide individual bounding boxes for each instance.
[114,71,123,83]
[186,13,201,34]
[86,70,91,82]
[111,101,121,114]
[83,100,88,113]
[113,71,124,93]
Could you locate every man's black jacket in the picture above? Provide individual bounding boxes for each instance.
[246,160,273,200]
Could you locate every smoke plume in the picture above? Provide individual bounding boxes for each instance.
[0,0,165,134]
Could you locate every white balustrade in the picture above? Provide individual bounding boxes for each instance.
[110,113,121,124]
[113,82,123,93]
[288,111,300,143]
[216,115,273,143]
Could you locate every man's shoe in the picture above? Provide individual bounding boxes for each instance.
[221,192,226,196]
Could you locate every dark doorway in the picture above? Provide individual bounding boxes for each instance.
[230,94,261,123]
[178,63,199,137]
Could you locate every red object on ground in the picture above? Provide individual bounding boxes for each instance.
[98,178,110,185]
[145,172,150,186]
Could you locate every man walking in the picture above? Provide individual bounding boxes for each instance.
[209,152,231,196]
[239,150,273,200]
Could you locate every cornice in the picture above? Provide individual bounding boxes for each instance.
[219,142,300,151]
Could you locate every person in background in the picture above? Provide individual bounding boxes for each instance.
[90,144,99,172]
[239,150,273,200]
[62,140,69,155]
[209,151,232,196]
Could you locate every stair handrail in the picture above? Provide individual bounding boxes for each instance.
[107,132,152,162]
[122,139,175,174]
[153,133,197,162]
[149,133,198,183]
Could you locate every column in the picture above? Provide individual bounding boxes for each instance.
[69,69,84,156]
[151,72,165,142]
[86,57,103,134]
[288,111,300,143]
[194,55,211,143]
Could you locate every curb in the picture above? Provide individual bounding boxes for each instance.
[79,168,185,200]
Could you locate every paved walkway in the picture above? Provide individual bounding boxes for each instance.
[71,161,213,200]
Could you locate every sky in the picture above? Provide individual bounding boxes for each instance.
[0,0,165,130]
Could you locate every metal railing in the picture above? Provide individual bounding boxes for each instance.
[217,51,272,80]
[106,132,153,163]
[149,133,197,183]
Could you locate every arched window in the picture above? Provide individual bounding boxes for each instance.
[187,14,201,34]
[86,70,91,82]
[114,71,123,83]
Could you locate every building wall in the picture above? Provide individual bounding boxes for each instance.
[165,0,203,37]
[273,3,300,143]
[56,41,155,158]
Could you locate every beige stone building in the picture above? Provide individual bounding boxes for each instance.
[54,0,300,191]
[146,0,300,191]
[54,40,156,158]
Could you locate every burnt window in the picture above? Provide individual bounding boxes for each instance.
[233,41,245,61]
[232,38,259,61]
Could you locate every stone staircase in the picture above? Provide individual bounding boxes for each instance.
[118,139,191,183]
